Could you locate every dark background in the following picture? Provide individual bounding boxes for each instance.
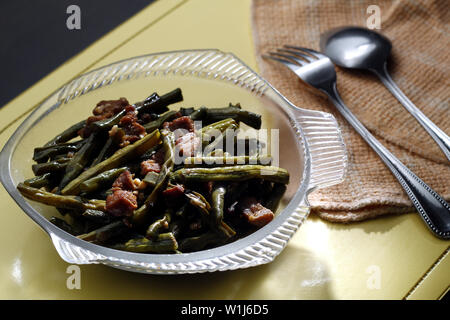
[0,0,153,107]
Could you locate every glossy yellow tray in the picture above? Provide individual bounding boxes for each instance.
[0,0,448,299]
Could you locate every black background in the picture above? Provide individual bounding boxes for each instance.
[0,0,153,107]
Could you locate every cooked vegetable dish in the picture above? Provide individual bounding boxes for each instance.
[18,88,289,253]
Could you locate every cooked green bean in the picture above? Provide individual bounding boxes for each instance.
[133,129,175,224]
[77,220,127,244]
[142,171,159,187]
[58,133,101,190]
[33,140,86,163]
[24,173,53,188]
[61,129,160,195]
[90,137,114,167]
[17,183,106,211]
[20,88,291,254]
[205,104,262,129]
[171,165,290,184]
[82,209,112,224]
[91,88,183,132]
[49,216,75,235]
[146,211,171,239]
[178,231,227,252]
[113,232,178,253]
[184,155,272,167]
[211,184,226,225]
[32,159,69,176]
[43,120,86,147]
[79,167,128,193]
[264,183,287,212]
[143,110,178,132]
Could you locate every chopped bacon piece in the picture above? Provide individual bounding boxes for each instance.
[105,190,137,217]
[163,116,194,133]
[93,97,129,116]
[140,159,161,176]
[112,170,135,191]
[113,105,147,147]
[175,132,201,157]
[79,98,129,138]
[239,197,274,228]
[162,184,185,198]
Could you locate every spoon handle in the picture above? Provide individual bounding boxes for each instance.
[373,63,450,162]
[325,83,450,239]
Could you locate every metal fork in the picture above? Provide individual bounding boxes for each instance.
[264,46,450,239]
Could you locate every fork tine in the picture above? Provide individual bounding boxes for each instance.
[263,53,300,70]
[270,51,306,66]
[278,48,315,62]
[283,45,326,59]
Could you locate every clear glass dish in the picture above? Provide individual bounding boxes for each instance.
[0,49,346,274]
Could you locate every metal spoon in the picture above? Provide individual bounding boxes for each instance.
[320,26,450,161]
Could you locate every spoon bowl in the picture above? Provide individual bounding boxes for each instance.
[320,26,450,161]
[320,26,391,71]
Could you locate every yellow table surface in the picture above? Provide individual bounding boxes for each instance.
[0,0,448,300]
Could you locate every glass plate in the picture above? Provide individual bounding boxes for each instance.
[0,49,347,274]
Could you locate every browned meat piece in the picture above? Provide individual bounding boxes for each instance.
[162,184,185,198]
[239,196,274,228]
[175,132,200,157]
[140,159,161,176]
[79,98,129,138]
[163,116,195,133]
[106,190,137,217]
[114,105,147,147]
[112,170,136,191]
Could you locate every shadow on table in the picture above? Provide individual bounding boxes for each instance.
[20,229,334,299]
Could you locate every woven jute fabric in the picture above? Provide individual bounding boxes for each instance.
[251,0,450,222]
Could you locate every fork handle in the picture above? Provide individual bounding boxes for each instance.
[325,83,450,239]
[373,63,450,162]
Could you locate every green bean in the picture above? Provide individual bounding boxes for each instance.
[178,231,226,252]
[82,209,112,224]
[112,232,178,253]
[24,173,53,188]
[184,155,272,167]
[204,104,262,129]
[79,167,128,193]
[33,140,86,163]
[133,129,175,224]
[211,184,226,225]
[90,137,114,167]
[43,120,86,147]
[171,165,290,184]
[61,129,160,195]
[77,220,127,244]
[143,171,159,187]
[143,110,178,132]
[201,118,238,135]
[189,106,207,120]
[91,89,183,132]
[146,211,171,239]
[49,216,75,235]
[264,183,287,212]
[32,158,70,176]
[201,118,238,149]
[17,183,106,211]
[186,191,235,239]
[58,133,101,190]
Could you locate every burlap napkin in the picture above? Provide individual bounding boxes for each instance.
[251,0,450,222]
